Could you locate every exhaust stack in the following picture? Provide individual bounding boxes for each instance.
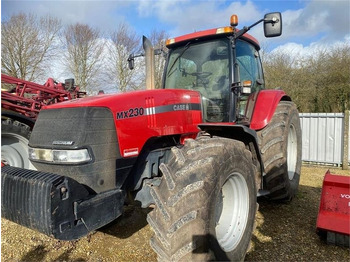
[143,36,155,90]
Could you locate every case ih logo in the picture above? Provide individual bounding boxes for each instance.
[173,104,189,111]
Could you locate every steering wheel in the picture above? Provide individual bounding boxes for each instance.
[191,72,212,78]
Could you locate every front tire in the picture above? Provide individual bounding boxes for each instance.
[147,137,257,261]
[1,118,35,169]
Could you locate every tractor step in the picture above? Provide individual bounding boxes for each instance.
[1,166,125,240]
[316,171,350,247]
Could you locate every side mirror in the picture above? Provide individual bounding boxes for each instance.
[264,12,282,37]
[128,54,134,70]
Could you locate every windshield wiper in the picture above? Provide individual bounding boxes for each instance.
[167,42,191,77]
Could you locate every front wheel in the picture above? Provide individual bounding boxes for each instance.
[1,119,35,169]
[147,137,257,261]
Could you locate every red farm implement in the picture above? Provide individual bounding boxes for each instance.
[1,74,85,120]
[316,170,350,247]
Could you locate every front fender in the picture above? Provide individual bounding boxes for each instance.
[198,123,266,193]
[198,123,262,170]
[250,90,290,130]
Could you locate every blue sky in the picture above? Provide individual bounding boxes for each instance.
[1,0,349,57]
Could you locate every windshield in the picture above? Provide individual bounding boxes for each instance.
[164,38,231,122]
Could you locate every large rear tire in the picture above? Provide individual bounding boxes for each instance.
[1,119,35,169]
[257,101,302,201]
[147,137,257,261]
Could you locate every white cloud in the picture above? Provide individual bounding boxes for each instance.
[134,0,348,54]
[136,0,262,37]
[276,0,349,44]
[1,0,131,33]
[252,0,350,55]
[269,34,350,62]
[137,0,185,18]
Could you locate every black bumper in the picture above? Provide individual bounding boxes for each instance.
[1,166,125,240]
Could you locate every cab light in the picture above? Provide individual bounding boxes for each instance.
[230,15,238,27]
[216,27,234,34]
[243,80,252,86]
[29,147,91,164]
[242,80,252,94]
[166,38,175,46]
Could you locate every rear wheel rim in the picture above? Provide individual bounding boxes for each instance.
[214,172,249,252]
[287,124,298,180]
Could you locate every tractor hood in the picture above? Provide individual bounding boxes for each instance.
[29,89,202,192]
[45,89,199,111]
[30,89,202,157]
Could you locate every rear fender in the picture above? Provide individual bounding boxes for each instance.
[250,90,290,130]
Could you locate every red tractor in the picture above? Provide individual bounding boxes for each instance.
[1,13,302,261]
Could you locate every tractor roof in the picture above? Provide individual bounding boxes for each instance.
[166,26,260,50]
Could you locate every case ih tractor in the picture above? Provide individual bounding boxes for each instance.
[1,13,302,261]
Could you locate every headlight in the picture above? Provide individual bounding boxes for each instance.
[29,147,91,164]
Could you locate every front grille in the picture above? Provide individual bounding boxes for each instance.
[29,107,120,193]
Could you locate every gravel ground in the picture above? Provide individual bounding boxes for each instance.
[1,166,350,261]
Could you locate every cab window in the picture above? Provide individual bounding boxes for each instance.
[236,40,264,92]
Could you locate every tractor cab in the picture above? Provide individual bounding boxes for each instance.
[164,37,265,123]
[164,38,232,122]
[163,13,281,124]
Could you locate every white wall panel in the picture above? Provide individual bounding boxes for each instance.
[299,113,344,165]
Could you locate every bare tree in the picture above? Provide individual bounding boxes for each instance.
[307,45,350,112]
[263,43,350,113]
[149,29,169,89]
[106,22,141,92]
[106,26,169,92]
[62,23,104,93]
[1,13,61,82]
[264,50,317,112]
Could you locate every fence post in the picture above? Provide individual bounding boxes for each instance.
[343,110,349,170]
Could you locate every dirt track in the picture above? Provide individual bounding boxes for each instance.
[1,166,350,261]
